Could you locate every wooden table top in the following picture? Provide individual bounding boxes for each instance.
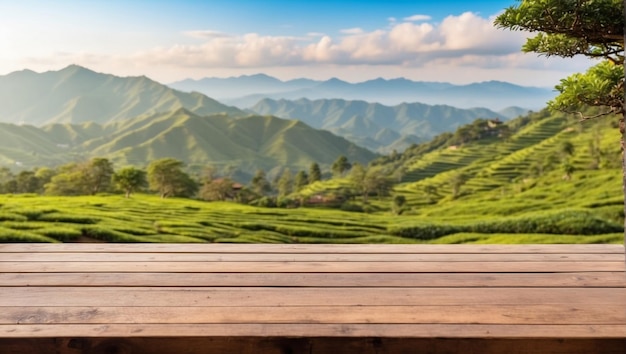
[0,243,624,344]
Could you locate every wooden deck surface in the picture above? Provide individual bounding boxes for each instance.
[0,243,625,353]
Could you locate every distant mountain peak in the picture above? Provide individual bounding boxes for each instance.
[59,64,95,74]
[0,65,245,125]
[325,77,348,84]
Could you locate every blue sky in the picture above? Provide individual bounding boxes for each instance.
[0,0,593,86]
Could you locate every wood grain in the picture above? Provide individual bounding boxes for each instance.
[2,305,624,325]
[2,260,623,272]
[1,243,624,353]
[1,271,623,287]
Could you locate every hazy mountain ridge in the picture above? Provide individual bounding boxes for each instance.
[0,65,244,125]
[169,74,555,110]
[247,98,513,153]
[0,109,376,178]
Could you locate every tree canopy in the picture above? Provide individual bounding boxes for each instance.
[494,0,624,118]
[113,167,147,198]
[147,158,197,198]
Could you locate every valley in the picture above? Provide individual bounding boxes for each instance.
[0,65,622,244]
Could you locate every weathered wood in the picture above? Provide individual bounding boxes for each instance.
[2,305,624,325]
[2,324,626,338]
[3,251,623,262]
[1,243,623,254]
[1,271,623,287]
[2,260,623,272]
[1,287,624,306]
[2,337,626,354]
[0,244,624,354]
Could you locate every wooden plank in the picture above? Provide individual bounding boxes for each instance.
[1,261,623,272]
[2,337,626,354]
[1,243,623,254]
[1,287,624,306]
[1,323,625,338]
[1,272,623,287]
[2,305,624,325]
[3,252,622,262]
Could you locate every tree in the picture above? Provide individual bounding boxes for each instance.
[495,1,624,117]
[201,178,235,201]
[84,158,114,195]
[15,171,39,194]
[293,170,309,191]
[449,172,468,199]
[277,169,293,197]
[331,155,352,178]
[147,158,197,198]
[349,163,367,201]
[0,167,14,194]
[34,167,55,194]
[113,167,147,198]
[45,162,88,196]
[44,158,114,196]
[308,162,322,183]
[495,0,624,244]
[349,163,392,202]
[250,169,272,196]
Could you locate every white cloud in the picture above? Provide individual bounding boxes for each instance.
[340,27,364,35]
[138,12,528,70]
[403,14,432,22]
[183,30,232,39]
[8,11,592,86]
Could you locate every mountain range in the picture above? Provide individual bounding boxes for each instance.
[0,109,376,179]
[169,74,556,110]
[248,98,526,153]
[0,65,244,125]
[0,65,556,178]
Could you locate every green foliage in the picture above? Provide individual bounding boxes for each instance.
[392,195,406,215]
[0,107,624,245]
[250,169,272,196]
[293,170,309,191]
[550,61,624,116]
[495,0,624,117]
[390,210,621,241]
[85,158,114,195]
[277,169,293,197]
[200,177,236,201]
[0,226,58,243]
[331,155,352,177]
[147,158,197,198]
[113,166,147,198]
[494,0,623,60]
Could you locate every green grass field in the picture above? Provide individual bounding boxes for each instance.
[1,109,624,244]
[0,190,621,244]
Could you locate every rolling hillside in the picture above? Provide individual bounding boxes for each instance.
[0,109,377,177]
[0,107,622,245]
[298,107,623,237]
[248,98,510,153]
[0,65,244,125]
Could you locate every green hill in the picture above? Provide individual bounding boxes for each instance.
[248,98,508,153]
[297,107,623,242]
[0,65,244,125]
[0,109,377,176]
[0,108,622,245]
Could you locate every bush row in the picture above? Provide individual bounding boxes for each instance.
[389,210,623,240]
